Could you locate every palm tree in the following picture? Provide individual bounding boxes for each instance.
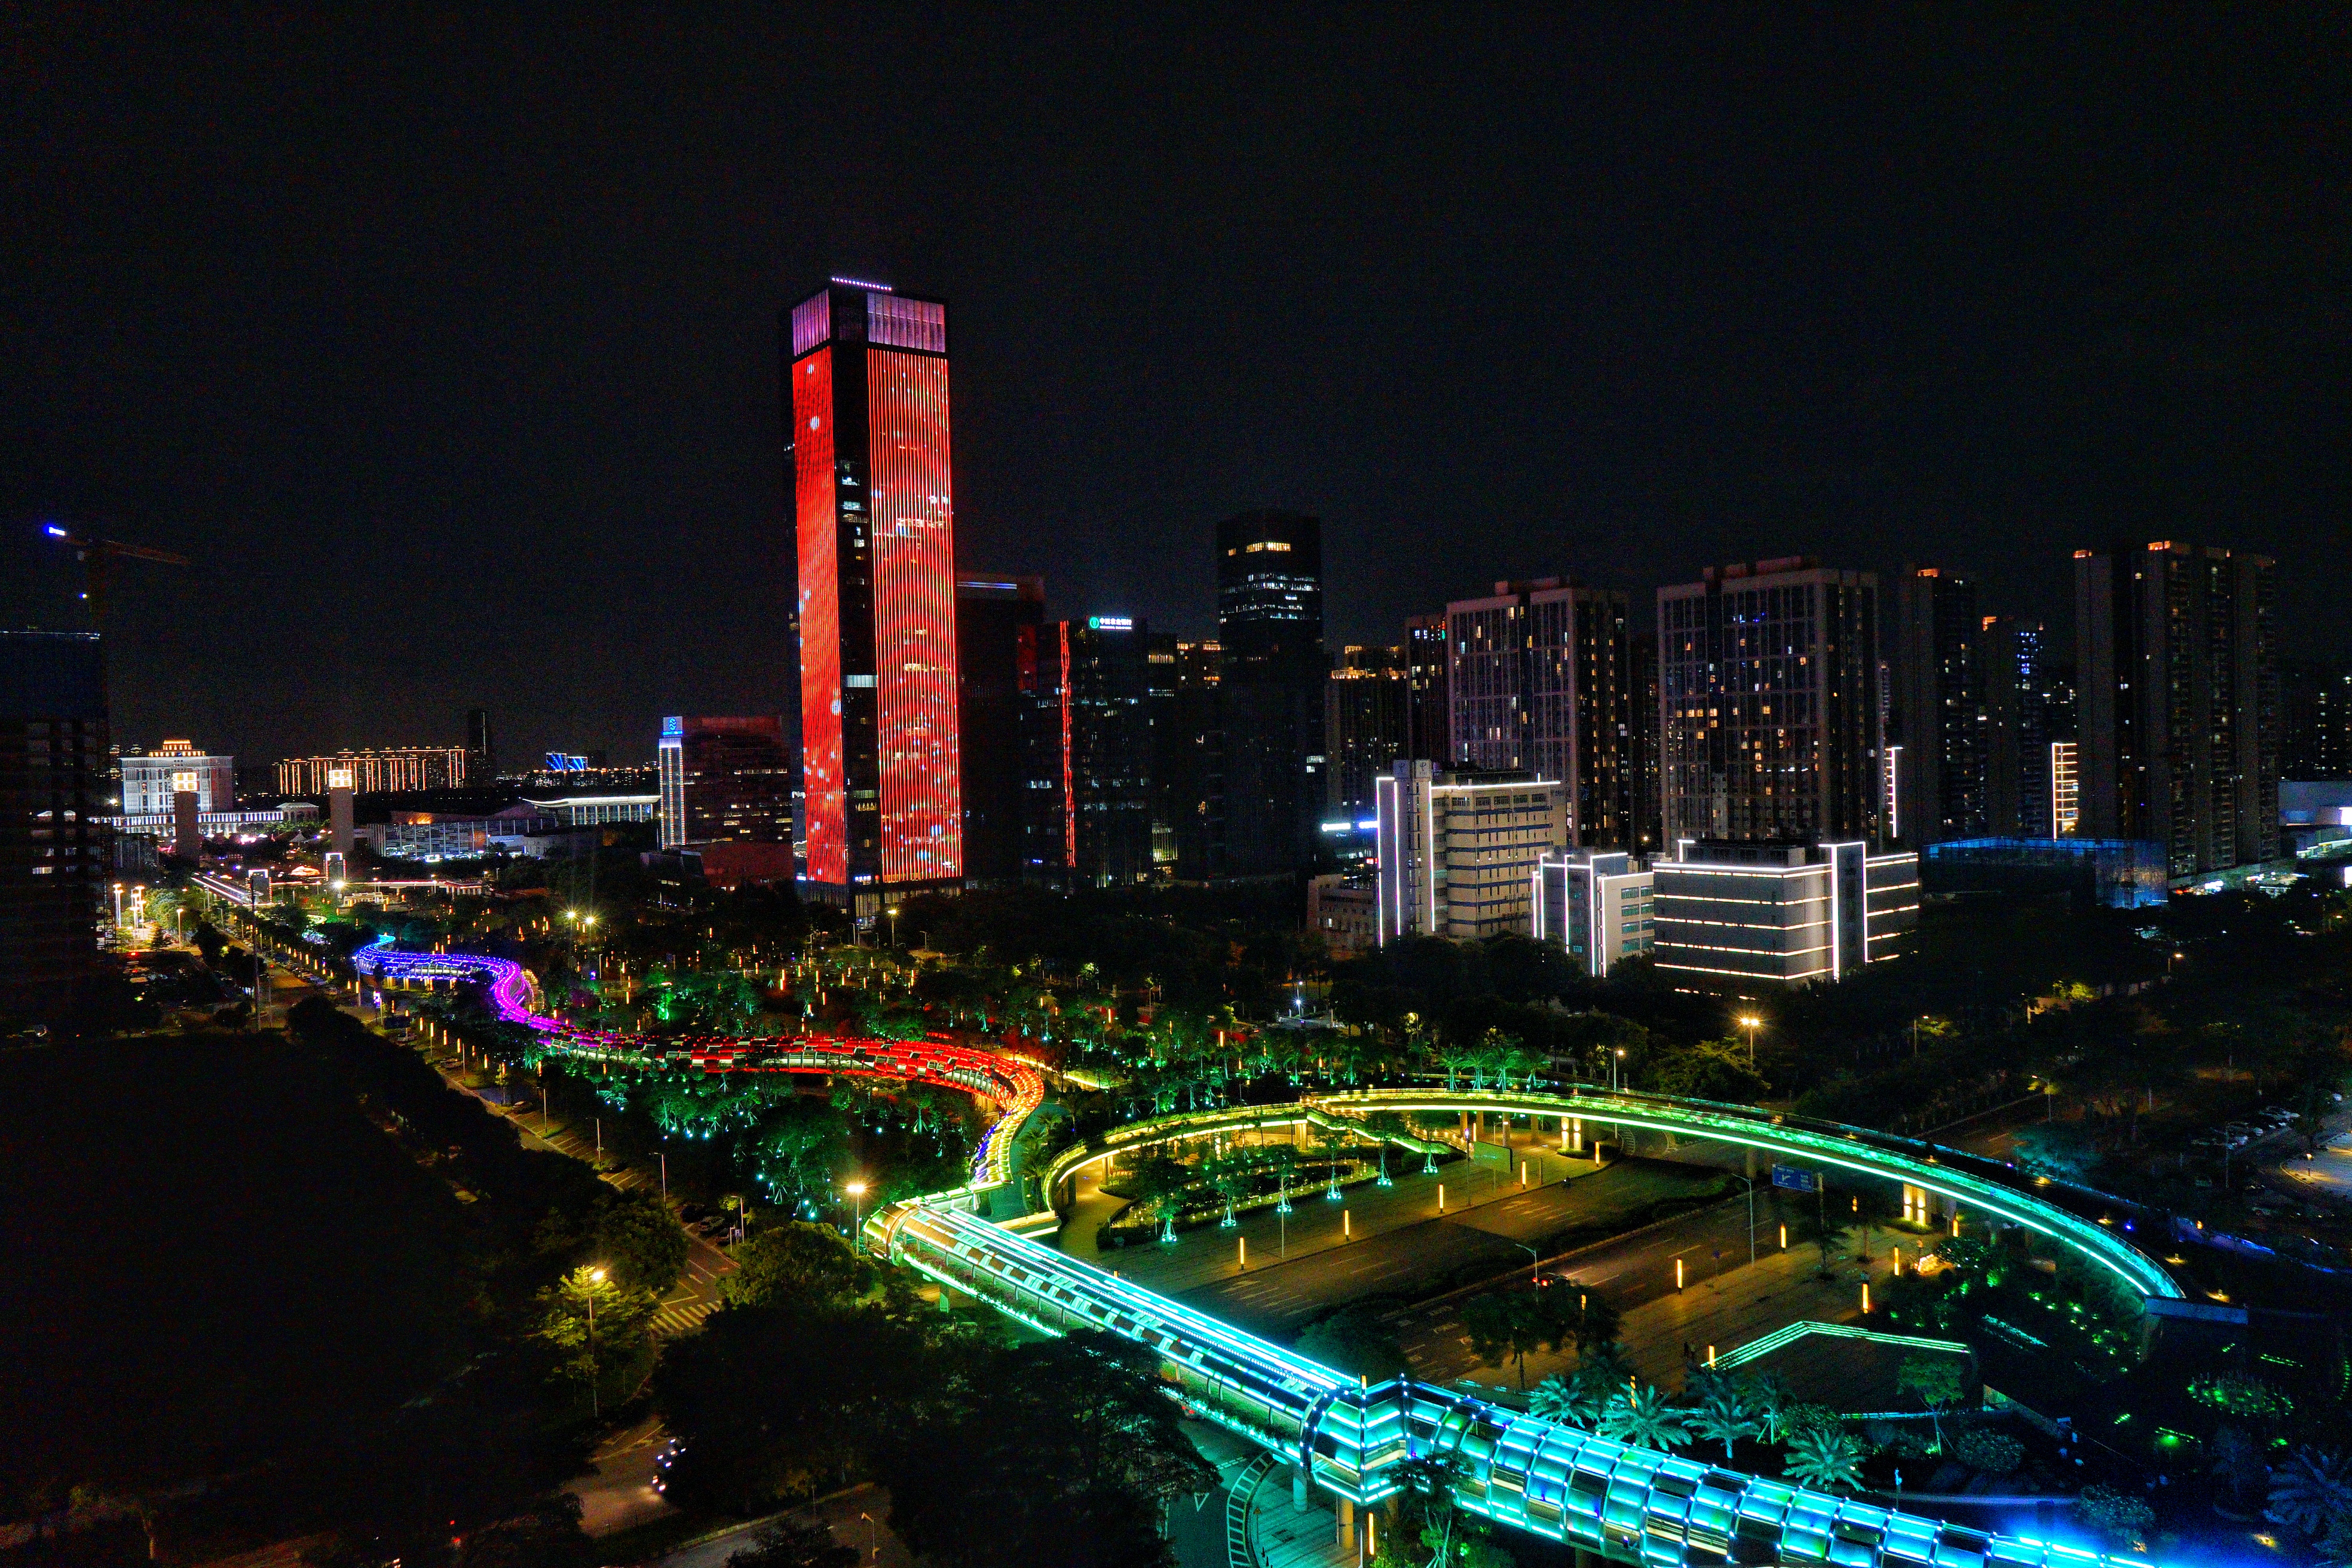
[1529,1375,1582,1423]
[1687,1385,1762,1463]
[1782,1427,1866,1493]
[2269,1447,2352,1541]
[1598,1384,1689,1451]
[1748,1374,1798,1446]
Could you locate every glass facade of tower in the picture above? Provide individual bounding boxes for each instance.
[787,281,963,909]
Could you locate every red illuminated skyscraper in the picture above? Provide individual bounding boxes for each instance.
[786,278,963,915]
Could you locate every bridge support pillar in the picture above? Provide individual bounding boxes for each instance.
[1291,1465,1307,1511]
[1575,1548,1600,1568]
[1335,1497,1353,1549]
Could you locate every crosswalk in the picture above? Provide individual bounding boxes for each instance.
[651,1296,716,1336]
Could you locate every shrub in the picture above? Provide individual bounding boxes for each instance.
[1951,1426,2023,1475]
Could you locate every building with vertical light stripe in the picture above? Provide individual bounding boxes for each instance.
[785,278,963,918]
[1650,838,1918,990]
[1373,761,1567,943]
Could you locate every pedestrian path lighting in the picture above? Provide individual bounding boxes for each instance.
[845,1180,868,1237]
[1739,1015,1762,1065]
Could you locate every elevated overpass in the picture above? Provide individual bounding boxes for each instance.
[321,937,2162,1568]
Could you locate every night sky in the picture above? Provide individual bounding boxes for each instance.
[3,9,2345,768]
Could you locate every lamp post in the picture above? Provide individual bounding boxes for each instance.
[585,1266,606,1418]
[886,905,901,950]
[845,1180,868,1238]
[1738,1014,1761,1066]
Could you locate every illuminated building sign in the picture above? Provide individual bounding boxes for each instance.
[326,768,354,790]
[170,771,198,794]
[1088,616,1132,630]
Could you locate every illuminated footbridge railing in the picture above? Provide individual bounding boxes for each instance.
[348,937,2160,1568]
[869,1196,2145,1568]
[1311,1087,2182,1301]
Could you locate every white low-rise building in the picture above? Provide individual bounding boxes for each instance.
[1374,762,1567,943]
[1534,850,1654,976]
[1651,838,1918,989]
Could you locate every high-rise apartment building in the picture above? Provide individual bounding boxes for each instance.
[1404,614,1450,764]
[1325,645,1408,825]
[2279,659,2352,780]
[656,716,795,849]
[1658,558,1884,846]
[120,740,234,815]
[1892,566,1984,844]
[1018,617,1155,889]
[956,576,1046,885]
[785,278,963,913]
[1628,629,1662,855]
[276,747,471,795]
[1373,762,1567,942]
[2074,540,2278,881]
[1,630,108,1015]
[1979,617,2055,838]
[1446,579,1631,849]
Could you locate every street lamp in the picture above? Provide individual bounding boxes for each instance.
[1611,1048,1625,1092]
[1738,1014,1761,1066]
[845,1180,868,1238]
[886,906,900,949]
[586,1266,607,1417]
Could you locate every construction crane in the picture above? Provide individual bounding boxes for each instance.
[41,522,191,628]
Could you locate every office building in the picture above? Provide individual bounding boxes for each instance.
[786,277,963,915]
[1658,558,1884,847]
[956,575,1046,884]
[2280,660,2352,780]
[1,630,109,1014]
[1162,641,1224,884]
[2074,540,2279,883]
[1373,762,1567,943]
[1892,566,1984,844]
[276,747,473,795]
[1650,838,1917,990]
[466,708,495,783]
[1404,614,1450,763]
[656,716,794,849]
[120,740,234,815]
[1143,633,1181,871]
[1533,850,1654,977]
[1325,645,1408,849]
[1919,838,2166,909]
[520,794,657,827]
[1183,512,1326,885]
[1448,578,1633,850]
[1018,617,1155,889]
